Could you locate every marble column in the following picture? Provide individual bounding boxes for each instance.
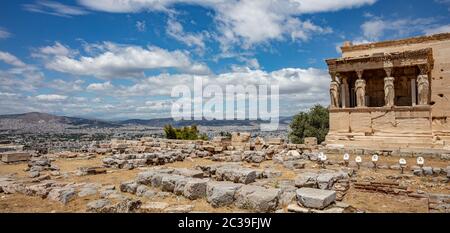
[384,67,395,107]
[417,65,430,106]
[355,70,366,107]
[417,75,429,105]
[411,78,416,106]
[340,75,350,108]
[330,81,340,109]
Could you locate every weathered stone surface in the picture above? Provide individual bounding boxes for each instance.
[28,171,40,178]
[78,187,98,197]
[76,167,107,176]
[206,181,242,207]
[86,199,112,213]
[262,169,282,178]
[235,185,280,213]
[183,178,209,200]
[136,171,156,185]
[296,188,336,209]
[287,203,310,213]
[215,166,257,184]
[171,179,189,196]
[161,174,185,192]
[47,187,76,205]
[112,198,142,213]
[283,160,306,170]
[278,190,296,207]
[294,172,318,188]
[140,202,169,212]
[164,204,194,213]
[413,168,423,176]
[423,167,433,176]
[172,168,204,178]
[120,181,138,194]
[1,152,31,163]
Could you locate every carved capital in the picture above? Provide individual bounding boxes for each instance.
[418,64,430,75]
[384,67,393,77]
[355,69,364,79]
[329,71,337,82]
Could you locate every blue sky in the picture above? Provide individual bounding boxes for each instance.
[0,0,449,120]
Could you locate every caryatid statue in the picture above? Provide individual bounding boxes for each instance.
[330,81,340,108]
[417,75,429,105]
[384,77,395,107]
[355,79,366,107]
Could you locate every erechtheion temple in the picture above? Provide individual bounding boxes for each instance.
[326,33,450,150]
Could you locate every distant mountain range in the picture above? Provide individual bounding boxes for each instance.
[0,112,293,128]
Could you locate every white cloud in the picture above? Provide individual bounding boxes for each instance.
[361,16,439,40]
[166,17,209,51]
[47,79,84,93]
[43,41,210,78]
[35,94,68,101]
[0,28,11,39]
[0,51,27,67]
[136,20,146,32]
[23,0,89,17]
[78,0,375,49]
[114,66,329,99]
[87,81,113,91]
[33,42,77,57]
[424,24,450,35]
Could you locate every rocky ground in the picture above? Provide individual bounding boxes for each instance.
[0,137,449,213]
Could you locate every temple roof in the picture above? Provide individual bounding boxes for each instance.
[340,33,450,53]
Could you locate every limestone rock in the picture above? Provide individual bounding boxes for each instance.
[296,188,336,209]
[119,181,138,194]
[161,174,185,192]
[235,185,280,213]
[183,178,209,200]
[86,199,112,213]
[140,202,169,212]
[164,204,194,213]
[47,187,77,205]
[215,166,257,184]
[206,181,242,208]
[294,172,318,188]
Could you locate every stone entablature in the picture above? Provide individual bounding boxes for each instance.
[341,33,450,53]
[327,48,433,74]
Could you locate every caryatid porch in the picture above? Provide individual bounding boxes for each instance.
[325,48,436,149]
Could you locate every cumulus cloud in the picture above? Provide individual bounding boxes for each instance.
[78,0,374,49]
[87,81,114,91]
[34,94,68,101]
[47,79,85,93]
[42,41,210,78]
[0,51,27,67]
[33,42,77,57]
[166,17,209,52]
[113,66,329,99]
[23,0,89,17]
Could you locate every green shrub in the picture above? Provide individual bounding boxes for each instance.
[289,104,329,144]
[163,124,208,140]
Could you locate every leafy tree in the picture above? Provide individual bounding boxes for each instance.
[163,124,208,140]
[163,125,177,139]
[289,104,329,144]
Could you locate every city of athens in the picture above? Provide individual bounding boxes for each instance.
[0,0,449,218]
